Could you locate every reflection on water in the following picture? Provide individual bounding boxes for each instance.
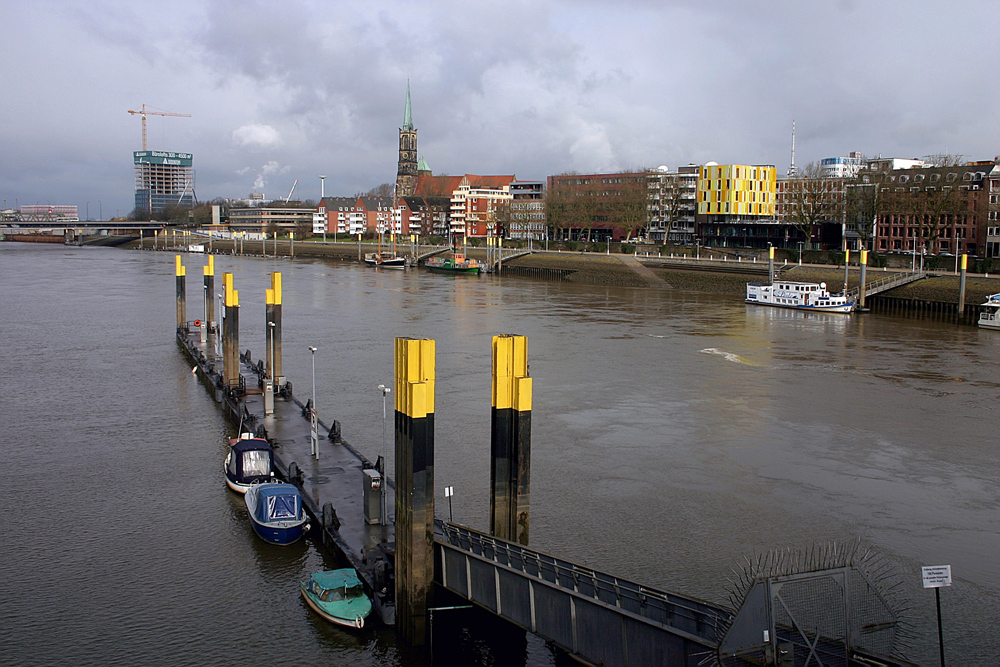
[1,244,998,665]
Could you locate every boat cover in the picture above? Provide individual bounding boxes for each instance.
[229,439,273,479]
[311,569,362,590]
[255,484,301,523]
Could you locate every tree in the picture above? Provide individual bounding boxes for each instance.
[783,161,844,248]
[363,183,395,198]
[295,220,313,239]
[614,170,649,241]
[845,167,890,250]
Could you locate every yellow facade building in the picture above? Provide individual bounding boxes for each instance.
[697,164,776,217]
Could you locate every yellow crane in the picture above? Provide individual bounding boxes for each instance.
[127,104,191,151]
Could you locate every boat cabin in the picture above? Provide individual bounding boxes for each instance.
[227,438,274,485]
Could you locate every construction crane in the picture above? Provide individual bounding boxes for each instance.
[284,179,299,204]
[127,104,191,151]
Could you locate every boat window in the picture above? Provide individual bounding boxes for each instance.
[243,450,270,476]
[320,588,346,602]
[345,584,365,599]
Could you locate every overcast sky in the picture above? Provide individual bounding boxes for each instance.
[2,0,997,219]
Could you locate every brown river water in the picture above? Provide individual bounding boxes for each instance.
[2,243,998,665]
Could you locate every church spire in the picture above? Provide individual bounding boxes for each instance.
[396,81,418,197]
[403,80,413,131]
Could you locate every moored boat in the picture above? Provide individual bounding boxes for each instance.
[746,280,854,313]
[425,253,481,275]
[364,252,406,268]
[244,482,309,545]
[225,434,275,494]
[978,293,1000,330]
[300,568,373,629]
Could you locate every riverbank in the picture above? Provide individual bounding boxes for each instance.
[117,236,1000,305]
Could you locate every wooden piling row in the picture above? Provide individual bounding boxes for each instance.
[868,294,985,325]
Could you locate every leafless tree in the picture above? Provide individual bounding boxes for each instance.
[783,161,844,247]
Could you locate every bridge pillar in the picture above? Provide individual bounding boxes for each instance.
[175,255,186,329]
[222,273,240,391]
[394,337,436,646]
[490,335,532,545]
[265,272,283,385]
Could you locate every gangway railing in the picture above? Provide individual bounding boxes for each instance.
[435,522,731,665]
[848,270,925,300]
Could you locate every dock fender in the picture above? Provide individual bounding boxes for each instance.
[322,502,341,532]
[288,461,302,486]
[280,381,292,398]
[328,420,342,443]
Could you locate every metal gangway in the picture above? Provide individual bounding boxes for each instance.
[435,522,731,667]
[848,270,926,301]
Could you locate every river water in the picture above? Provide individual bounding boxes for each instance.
[2,243,998,665]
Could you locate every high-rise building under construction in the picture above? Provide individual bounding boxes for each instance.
[133,150,195,216]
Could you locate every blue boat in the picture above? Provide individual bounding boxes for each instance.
[224,435,275,494]
[244,482,309,545]
[300,569,373,629]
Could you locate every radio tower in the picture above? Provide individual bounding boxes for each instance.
[787,119,798,177]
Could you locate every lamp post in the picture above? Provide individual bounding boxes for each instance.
[377,383,391,525]
[309,346,318,460]
[798,241,804,266]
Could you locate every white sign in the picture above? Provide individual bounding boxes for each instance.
[444,486,454,498]
[922,565,952,588]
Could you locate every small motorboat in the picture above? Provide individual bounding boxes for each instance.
[244,482,309,545]
[300,569,373,629]
[224,434,275,494]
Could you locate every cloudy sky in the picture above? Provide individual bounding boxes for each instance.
[2,0,997,219]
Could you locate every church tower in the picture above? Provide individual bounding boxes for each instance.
[396,82,418,197]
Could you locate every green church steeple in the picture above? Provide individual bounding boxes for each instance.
[403,80,413,131]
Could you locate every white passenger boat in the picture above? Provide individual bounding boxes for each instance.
[746,280,854,313]
[978,294,1000,330]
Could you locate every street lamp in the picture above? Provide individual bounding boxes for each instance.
[377,383,391,525]
[309,346,318,460]
[798,241,805,266]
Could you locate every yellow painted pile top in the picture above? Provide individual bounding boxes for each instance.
[394,338,435,418]
[492,335,532,412]
[175,255,185,277]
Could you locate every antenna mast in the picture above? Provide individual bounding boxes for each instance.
[787,119,798,177]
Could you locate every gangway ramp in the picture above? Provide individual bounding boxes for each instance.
[850,270,926,300]
[435,522,731,667]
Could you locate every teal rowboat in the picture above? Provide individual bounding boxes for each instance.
[300,569,373,629]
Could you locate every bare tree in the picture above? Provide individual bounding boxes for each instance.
[783,161,844,247]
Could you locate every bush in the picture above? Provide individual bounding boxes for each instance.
[620,243,635,254]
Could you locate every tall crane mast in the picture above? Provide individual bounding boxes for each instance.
[127,104,191,151]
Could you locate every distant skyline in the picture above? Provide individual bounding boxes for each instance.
[2,1,997,218]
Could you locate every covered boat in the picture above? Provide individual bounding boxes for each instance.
[979,293,1000,330]
[300,569,373,629]
[224,435,275,493]
[244,482,309,545]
